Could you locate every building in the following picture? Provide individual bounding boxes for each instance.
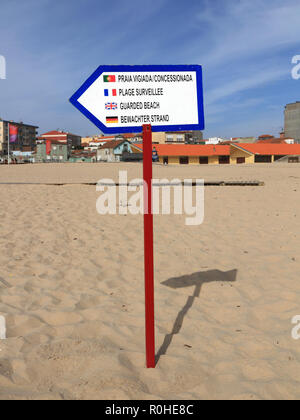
[84,140,112,151]
[258,134,275,141]
[279,131,294,144]
[284,102,300,141]
[136,143,300,165]
[257,132,294,144]
[82,133,142,145]
[185,131,204,144]
[165,132,186,144]
[81,136,97,145]
[97,139,141,162]
[228,144,300,163]
[12,148,35,163]
[69,150,97,163]
[151,132,166,144]
[81,135,115,145]
[39,130,81,149]
[115,133,143,143]
[151,131,203,144]
[81,134,143,152]
[205,137,228,145]
[231,136,257,143]
[274,155,300,163]
[36,141,68,162]
[0,120,38,154]
[82,138,116,151]
[148,144,231,165]
[128,134,143,143]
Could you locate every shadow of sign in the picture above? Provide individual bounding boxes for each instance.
[156,269,238,364]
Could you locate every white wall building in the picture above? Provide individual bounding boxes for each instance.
[205,137,228,145]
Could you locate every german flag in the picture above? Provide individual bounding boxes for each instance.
[103,75,116,82]
[106,116,118,124]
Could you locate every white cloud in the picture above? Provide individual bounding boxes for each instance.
[205,67,288,105]
[205,98,265,119]
[190,0,300,136]
[197,0,300,67]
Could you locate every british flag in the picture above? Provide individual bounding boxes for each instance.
[105,102,118,110]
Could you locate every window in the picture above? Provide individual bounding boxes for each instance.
[288,156,299,163]
[274,155,286,161]
[255,155,272,163]
[199,156,209,164]
[236,157,245,164]
[219,155,230,164]
[180,156,189,164]
[176,135,184,143]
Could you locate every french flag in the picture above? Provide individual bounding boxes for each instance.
[104,89,117,97]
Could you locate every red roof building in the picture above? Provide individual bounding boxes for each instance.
[258,134,274,141]
[137,144,230,156]
[136,143,300,165]
[39,130,81,149]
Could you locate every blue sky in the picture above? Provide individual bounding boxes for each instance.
[0,0,299,138]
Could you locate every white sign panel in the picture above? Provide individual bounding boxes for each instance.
[70,65,204,134]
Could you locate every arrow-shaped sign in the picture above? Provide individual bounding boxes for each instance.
[69,64,205,369]
[70,65,205,134]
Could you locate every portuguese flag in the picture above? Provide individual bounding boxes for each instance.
[103,75,116,83]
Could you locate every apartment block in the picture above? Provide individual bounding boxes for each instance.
[0,119,38,153]
[284,102,300,141]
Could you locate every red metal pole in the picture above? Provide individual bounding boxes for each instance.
[143,124,155,368]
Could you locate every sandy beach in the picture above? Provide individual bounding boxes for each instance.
[0,162,299,400]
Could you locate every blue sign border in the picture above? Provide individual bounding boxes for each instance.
[69,65,205,134]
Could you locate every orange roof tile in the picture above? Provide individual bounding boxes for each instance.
[139,144,230,156]
[232,143,300,155]
[258,134,274,139]
[41,130,67,136]
[257,138,286,144]
[98,139,127,150]
[41,130,81,137]
[136,143,300,157]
